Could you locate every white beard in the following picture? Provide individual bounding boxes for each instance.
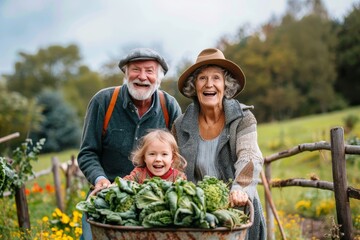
[125,78,160,100]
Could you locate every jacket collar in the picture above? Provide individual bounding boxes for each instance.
[180,98,244,134]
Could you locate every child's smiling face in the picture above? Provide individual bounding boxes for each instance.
[144,138,173,176]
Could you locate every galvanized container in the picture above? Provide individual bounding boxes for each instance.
[88,200,254,240]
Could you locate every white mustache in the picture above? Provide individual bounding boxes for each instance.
[132,79,151,86]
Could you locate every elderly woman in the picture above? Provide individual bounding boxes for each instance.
[172,48,266,239]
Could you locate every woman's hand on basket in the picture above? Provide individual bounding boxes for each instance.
[229,190,248,207]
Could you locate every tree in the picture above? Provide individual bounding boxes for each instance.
[277,2,341,114]
[62,65,103,119]
[99,59,125,88]
[0,90,43,153]
[336,3,360,105]
[219,0,344,122]
[29,90,81,153]
[221,23,301,122]
[4,44,82,98]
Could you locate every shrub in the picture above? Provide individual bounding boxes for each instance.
[30,90,81,153]
[343,114,359,133]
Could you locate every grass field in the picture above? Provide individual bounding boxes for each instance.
[257,105,360,186]
[256,106,360,238]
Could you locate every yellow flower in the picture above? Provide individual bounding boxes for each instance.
[285,222,292,229]
[42,216,49,222]
[61,213,70,224]
[55,208,63,217]
[315,199,335,217]
[80,191,86,198]
[295,200,311,211]
[72,210,82,223]
[75,227,82,236]
[55,229,63,236]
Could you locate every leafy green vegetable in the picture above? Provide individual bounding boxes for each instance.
[147,181,164,199]
[115,176,140,194]
[204,212,219,228]
[139,201,167,223]
[212,209,234,228]
[165,188,178,216]
[75,201,93,212]
[174,207,193,226]
[197,175,230,212]
[115,194,135,213]
[76,176,249,228]
[194,187,206,212]
[123,219,140,226]
[91,196,109,209]
[142,210,173,228]
[135,184,164,209]
[212,208,248,229]
[105,212,123,224]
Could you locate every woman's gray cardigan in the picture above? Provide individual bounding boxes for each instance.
[172,98,266,239]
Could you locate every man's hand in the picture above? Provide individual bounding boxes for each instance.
[95,178,111,189]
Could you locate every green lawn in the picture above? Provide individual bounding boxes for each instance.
[258,105,360,155]
[256,106,360,227]
[34,148,79,171]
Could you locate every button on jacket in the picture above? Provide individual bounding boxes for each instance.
[78,84,181,185]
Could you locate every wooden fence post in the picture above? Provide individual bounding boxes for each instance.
[52,157,64,212]
[15,185,30,230]
[65,155,77,190]
[330,127,353,240]
[264,163,275,240]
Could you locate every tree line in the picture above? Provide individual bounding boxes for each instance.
[0,0,359,153]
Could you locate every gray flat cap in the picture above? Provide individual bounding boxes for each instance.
[118,48,169,75]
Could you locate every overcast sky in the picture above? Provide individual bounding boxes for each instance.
[0,0,358,77]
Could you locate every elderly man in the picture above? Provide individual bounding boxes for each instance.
[78,48,181,240]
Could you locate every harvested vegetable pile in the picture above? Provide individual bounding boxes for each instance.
[76,176,249,229]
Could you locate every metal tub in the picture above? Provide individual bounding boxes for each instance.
[88,201,254,240]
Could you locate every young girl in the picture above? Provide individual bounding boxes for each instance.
[123,129,187,183]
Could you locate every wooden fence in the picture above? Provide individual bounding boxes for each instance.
[3,154,85,230]
[263,127,360,240]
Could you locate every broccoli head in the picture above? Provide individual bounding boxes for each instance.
[197,176,230,212]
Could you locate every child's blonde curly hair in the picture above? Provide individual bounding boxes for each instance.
[130,129,187,171]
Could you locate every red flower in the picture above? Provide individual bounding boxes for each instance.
[32,183,43,193]
[45,184,55,193]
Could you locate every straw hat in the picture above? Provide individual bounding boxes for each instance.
[178,48,246,98]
